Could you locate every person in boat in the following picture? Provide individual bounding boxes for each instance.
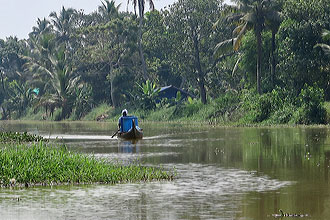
[118,109,128,131]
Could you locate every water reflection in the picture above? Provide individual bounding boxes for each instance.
[118,140,141,153]
[0,121,329,220]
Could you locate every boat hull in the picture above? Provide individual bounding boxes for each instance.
[117,120,143,139]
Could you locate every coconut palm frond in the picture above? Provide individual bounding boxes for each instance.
[67,76,81,92]
[233,22,248,51]
[232,54,242,76]
[314,43,330,55]
[148,0,155,11]
[321,29,330,41]
[213,19,220,30]
[226,13,244,23]
[241,12,256,24]
[233,23,245,36]
[214,38,235,58]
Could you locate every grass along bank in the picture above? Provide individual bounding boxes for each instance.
[81,87,330,126]
[0,133,174,188]
[16,87,330,126]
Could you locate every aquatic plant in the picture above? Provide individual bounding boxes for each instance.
[0,141,174,188]
[0,131,45,143]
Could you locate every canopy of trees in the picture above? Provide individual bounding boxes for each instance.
[0,0,329,123]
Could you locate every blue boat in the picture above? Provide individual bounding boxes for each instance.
[117,116,143,139]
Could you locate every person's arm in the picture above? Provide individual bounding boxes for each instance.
[118,117,121,130]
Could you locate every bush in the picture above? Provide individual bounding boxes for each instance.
[294,85,327,124]
[82,103,115,121]
[170,98,203,120]
[325,102,330,124]
[268,103,296,124]
[53,108,63,121]
[206,91,241,120]
[239,87,325,125]
[241,89,272,123]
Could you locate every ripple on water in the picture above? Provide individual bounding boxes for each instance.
[0,163,292,220]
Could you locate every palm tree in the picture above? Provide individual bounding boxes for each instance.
[99,0,121,20]
[24,36,79,119]
[29,18,53,38]
[215,0,281,94]
[5,80,37,117]
[264,1,281,88]
[49,7,77,43]
[127,0,155,80]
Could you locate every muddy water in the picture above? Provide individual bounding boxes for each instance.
[0,121,329,220]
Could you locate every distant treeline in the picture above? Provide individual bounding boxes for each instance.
[0,0,329,124]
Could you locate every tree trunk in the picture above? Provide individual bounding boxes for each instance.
[198,78,207,104]
[110,77,117,108]
[192,34,207,104]
[138,9,148,80]
[61,98,68,120]
[270,31,276,89]
[256,28,262,95]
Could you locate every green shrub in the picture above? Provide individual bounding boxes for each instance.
[241,89,271,123]
[325,102,330,124]
[170,98,203,119]
[241,87,300,125]
[53,108,63,121]
[82,103,116,121]
[294,85,327,124]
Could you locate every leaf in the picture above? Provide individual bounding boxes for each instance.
[314,43,330,55]
[233,22,247,51]
[321,29,330,41]
[214,38,234,58]
[188,96,193,104]
[232,54,242,77]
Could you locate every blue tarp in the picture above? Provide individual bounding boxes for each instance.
[120,116,138,132]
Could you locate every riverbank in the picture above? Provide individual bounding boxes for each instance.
[0,132,174,188]
[79,100,330,126]
[16,95,330,126]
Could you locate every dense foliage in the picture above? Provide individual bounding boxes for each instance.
[0,0,329,124]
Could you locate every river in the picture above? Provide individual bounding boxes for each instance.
[0,121,329,220]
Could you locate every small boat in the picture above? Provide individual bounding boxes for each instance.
[117,117,143,140]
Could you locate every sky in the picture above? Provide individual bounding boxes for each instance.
[0,0,231,40]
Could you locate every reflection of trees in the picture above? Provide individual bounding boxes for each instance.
[142,127,245,165]
[241,127,328,180]
[238,127,330,220]
[142,127,329,172]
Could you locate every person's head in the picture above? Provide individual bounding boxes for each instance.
[122,109,128,117]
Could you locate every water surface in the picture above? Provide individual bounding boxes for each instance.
[0,121,329,219]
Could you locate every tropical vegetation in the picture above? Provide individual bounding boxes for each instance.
[0,132,173,188]
[0,0,329,125]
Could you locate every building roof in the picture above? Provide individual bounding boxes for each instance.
[158,85,195,99]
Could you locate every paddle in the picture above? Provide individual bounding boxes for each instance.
[111,130,119,138]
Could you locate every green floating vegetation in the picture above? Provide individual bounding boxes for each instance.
[0,131,45,143]
[0,141,174,188]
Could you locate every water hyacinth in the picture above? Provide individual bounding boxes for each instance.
[0,131,174,188]
[0,141,174,188]
[0,131,45,143]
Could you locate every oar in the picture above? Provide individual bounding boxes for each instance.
[111,130,119,138]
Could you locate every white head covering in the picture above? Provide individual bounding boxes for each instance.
[122,109,128,115]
